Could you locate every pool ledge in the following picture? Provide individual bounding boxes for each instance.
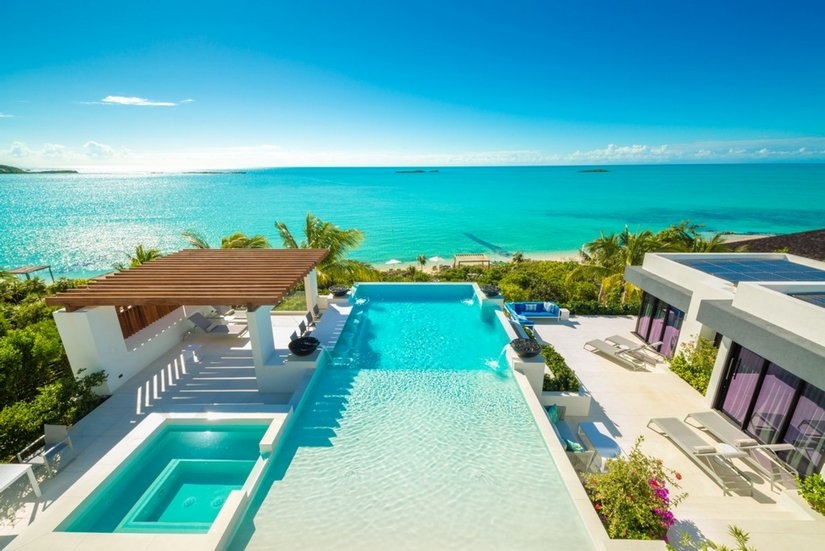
[515,371,666,551]
[7,411,290,551]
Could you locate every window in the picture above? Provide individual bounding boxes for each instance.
[716,343,825,476]
[746,364,799,444]
[782,385,825,476]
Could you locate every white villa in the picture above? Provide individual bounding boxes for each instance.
[626,252,825,477]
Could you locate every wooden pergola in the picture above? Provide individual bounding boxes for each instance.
[46,248,329,312]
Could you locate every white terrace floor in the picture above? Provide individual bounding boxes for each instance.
[532,316,825,551]
[2,314,824,550]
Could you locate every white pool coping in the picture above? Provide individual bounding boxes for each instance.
[7,411,290,551]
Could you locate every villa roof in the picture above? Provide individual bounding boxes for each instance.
[726,228,825,260]
[45,248,329,310]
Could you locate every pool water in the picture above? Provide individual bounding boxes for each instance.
[230,284,595,550]
[62,424,266,533]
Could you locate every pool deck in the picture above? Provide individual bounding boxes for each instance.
[531,316,825,551]
[2,312,824,550]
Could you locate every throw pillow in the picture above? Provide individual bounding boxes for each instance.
[566,439,585,453]
[546,404,559,424]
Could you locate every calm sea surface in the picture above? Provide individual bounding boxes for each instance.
[1,164,823,279]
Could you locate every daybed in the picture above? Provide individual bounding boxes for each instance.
[504,301,564,325]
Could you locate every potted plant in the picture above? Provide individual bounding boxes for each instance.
[328,285,350,297]
[480,284,500,297]
[289,336,321,356]
[510,338,541,358]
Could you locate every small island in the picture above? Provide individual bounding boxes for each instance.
[0,164,78,174]
[578,168,609,173]
[396,169,439,174]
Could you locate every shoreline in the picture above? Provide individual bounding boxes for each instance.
[370,249,582,272]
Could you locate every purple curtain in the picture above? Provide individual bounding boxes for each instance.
[660,308,684,359]
[782,385,825,475]
[747,363,800,443]
[647,302,668,346]
[635,293,656,340]
[720,347,764,426]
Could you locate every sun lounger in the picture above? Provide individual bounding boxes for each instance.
[604,335,663,364]
[583,339,647,371]
[188,312,247,336]
[647,417,753,496]
[685,411,796,490]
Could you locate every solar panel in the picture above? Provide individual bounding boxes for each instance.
[789,293,825,309]
[674,257,825,284]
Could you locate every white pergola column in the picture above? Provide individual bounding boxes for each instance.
[304,269,319,312]
[247,305,275,371]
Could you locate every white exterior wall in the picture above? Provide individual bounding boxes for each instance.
[304,271,319,313]
[639,253,737,353]
[734,282,825,348]
[53,305,194,395]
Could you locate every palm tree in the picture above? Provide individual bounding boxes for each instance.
[220,232,270,248]
[181,229,270,249]
[417,255,427,271]
[570,228,662,303]
[114,244,163,270]
[275,212,380,286]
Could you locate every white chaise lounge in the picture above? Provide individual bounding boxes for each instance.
[685,410,796,490]
[584,339,647,371]
[648,417,754,496]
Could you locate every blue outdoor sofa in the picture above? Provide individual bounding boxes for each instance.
[504,301,561,326]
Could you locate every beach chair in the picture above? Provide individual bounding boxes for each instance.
[188,312,247,337]
[648,417,753,496]
[189,312,230,333]
[604,334,662,364]
[685,411,796,490]
[17,424,75,476]
[583,339,647,371]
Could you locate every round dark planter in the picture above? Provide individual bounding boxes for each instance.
[510,338,541,358]
[328,285,350,297]
[480,284,500,297]
[289,336,320,356]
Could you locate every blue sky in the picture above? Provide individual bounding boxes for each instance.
[1,0,823,170]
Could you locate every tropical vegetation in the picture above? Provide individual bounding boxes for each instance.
[0,275,106,460]
[275,212,381,287]
[113,243,163,270]
[541,344,580,392]
[181,229,270,249]
[669,337,718,394]
[797,472,825,515]
[583,436,685,540]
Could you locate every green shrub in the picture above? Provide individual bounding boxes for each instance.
[797,473,825,515]
[0,370,107,461]
[541,344,580,392]
[584,436,686,540]
[669,337,717,394]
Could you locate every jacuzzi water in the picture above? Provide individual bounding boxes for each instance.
[229,284,595,550]
[62,423,267,533]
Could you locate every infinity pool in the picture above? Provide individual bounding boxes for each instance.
[230,283,595,550]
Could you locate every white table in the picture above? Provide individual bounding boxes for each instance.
[0,463,41,498]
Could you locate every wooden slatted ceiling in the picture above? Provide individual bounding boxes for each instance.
[45,248,329,310]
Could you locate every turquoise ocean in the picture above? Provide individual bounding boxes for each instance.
[1,164,823,279]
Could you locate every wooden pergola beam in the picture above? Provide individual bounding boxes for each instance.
[46,248,329,309]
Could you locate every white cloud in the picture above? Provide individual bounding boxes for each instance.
[0,113,13,118]
[83,141,115,159]
[9,141,32,158]
[43,143,68,159]
[99,96,178,107]
[180,99,195,104]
